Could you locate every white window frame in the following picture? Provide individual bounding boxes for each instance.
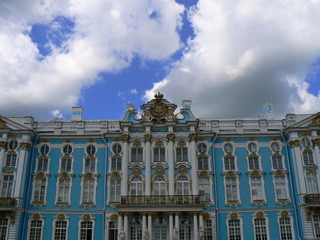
[271,154,285,170]
[270,141,281,153]
[305,171,320,194]
[27,216,44,240]
[83,156,97,173]
[313,214,320,239]
[1,174,15,198]
[302,150,315,166]
[85,144,97,155]
[273,175,290,202]
[130,175,145,196]
[59,157,73,173]
[78,216,95,240]
[52,215,69,240]
[277,212,295,240]
[226,214,243,240]
[55,177,72,205]
[36,157,50,173]
[0,217,9,240]
[80,177,97,205]
[32,177,48,203]
[130,147,144,163]
[247,154,261,171]
[109,177,121,203]
[39,143,51,155]
[252,214,270,240]
[62,143,74,155]
[175,174,191,195]
[110,157,122,172]
[152,174,167,195]
[5,151,18,168]
[249,175,266,202]
[224,176,240,204]
[199,177,212,202]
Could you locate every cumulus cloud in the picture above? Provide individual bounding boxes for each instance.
[130,88,138,94]
[0,0,184,120]
[145,0,320,118]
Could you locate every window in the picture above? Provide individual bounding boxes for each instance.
[179,216,192,240]
[84,158,96,173]
[204,219,213,240]
[108,221,118,240]
[198,157,209,170]
[86,145,96,155]
[271,142,280,152]
[111,158,122,171]
[176,175,190,195]
[0,218,8,240]
[40,144,50,155]
[303,151,314,165]
[5,153,17,167]
[153,175,166,195]
[33,179,47,202]
[37,157,49,172]
[224,156,235,170]
[248,156,259,170]
[109,179,121,202]
[228,219,241,240]
[254,218,268,240]
[130,217,142,240]
[154,147,165,162]
[199,178,210,202]
[272,155,283,170]
[198,143,207,153]
[131,148,143,162]
[8,140,18,150]
[153,215,168,240]
[54,220,68,240]
[224,143,233,153]
[63,144,73,155]
[274,176,288,200]
[82,179,95,203]
[60,158,72,172]
[279,217,293,240]
[176,147,188,162]
[306,172,319,194]
[1,175,14,197]
[80,221,93,240]
[248,142,258,153]
[57,178,71,203]
[29,220,43,240]
[130,175,144,196]
[112,144,122,154]
[250,177,264,201]
[225,177,238,201]
[301,137,311,148]
[313,215,320,238]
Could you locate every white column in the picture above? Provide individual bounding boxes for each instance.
[121,135,129,196]
[199,213,204,228]
[118,213,123,238]
[148,213,152,239]
[169,212,174,240]
[289,140,306,194]
[0,141,7,169]
[142,213,147,239]
[193,213,198,240]
[124,213,128,240]
[190,133,199,195]
[14,139,31,199]
[145,134,151,195]
[175,212,179,230]
[311,136,320,169]
[168,134,175,195]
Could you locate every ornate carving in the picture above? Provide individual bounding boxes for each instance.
[122,134,130,143]
[226,201,240,207]
[178,165,188,174]
[132,139,141,147]
[289,140,300,148]
[65,139,72,143]
[111,172,121,179]
[225,171,237,178]
[133,167,141,175]
[31,201,45,208]
[110,214,118,221]
[280,210,289,218]
[0,119,5,128]
[35,172,46,179]
[82,214,91,221]
[312,138,320,146]
[20,142,31,150]
[249,170,262,177]
[255,211,265,218]
[230,212,239,220]
[59,172,70,180]
[225,138,231,142]
[81,202,95,207]
[198,171,210,178]
[156,167,164,175]
[252,200,266,206]
[167,133,175,142]
[312,115,320,126]
[3,169,13,174]
[57,214,66,221]
[0,141,7,149]
[274,170,285,177]
[306,167,316,172]
[32,213,41,220]
[155,140,164,147]
[144,134,152,142]
[88,139,95,143]
[306,207,312,221]
[177,139,186,147]
[272,137,278,141]
[249,137,255,141]
[276,199,290,205]
[56,202,70,207]
[189,133,197,142]
[272,152,281,157]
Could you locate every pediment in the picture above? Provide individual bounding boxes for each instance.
[288,113,320,129]
[0,116,33,131]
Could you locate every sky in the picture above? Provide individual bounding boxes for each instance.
[1,0,320,121]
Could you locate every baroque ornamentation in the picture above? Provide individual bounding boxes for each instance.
[82,214,91,220]
[230,212,239,219]
[56,202,70,208]
[57,214,66,221]
[280,210,289,218]
[288,140,300,148]
[32,213,41,220]
[255,211,264,218]
[312,138,320,146]
[276,199,290,205]
[167,133,175,142]
[189,133,197,142]
[178,165,188,174]
[177,139,186,147]
[0,141,7,149]
[132,139,141,147]
[122,134,130,143]
[252,200,266,206]
[312,115,320,126]
[20,142,31,150]
[144,134,152,142]
[226,201,240,207]
[133,167,141,175]
[155,140,164,147]
[0,119,5,128]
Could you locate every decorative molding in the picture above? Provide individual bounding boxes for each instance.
[81,202,95,207]
[280,210,289,218]
[144,134,152,142]
[20,142,31,150]
[312,115,320,126]
[155,167,164,175]
[312,138,320,146]
[226,201,240,207]
[177,139,186,147]
[132,139,141,147]
[276,199,290,206]
[31,201,46,207]
[167,133,175,142]
[133,167,141,175]
[155,140,164,147]
[178,165,188,174]
[189,133,196,142]
[32,213,41,220]
[55,202,70,207]
[255,211,265,218]
[306,167,316,172]
[229,212,239,219]
[288,140,300,148]
[251,200,266,206]
[56,214,66,221]
[122,134,130,143]
[0,141,7,149]
[0,119,5,128]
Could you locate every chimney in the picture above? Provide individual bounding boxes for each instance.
[72,107,83,121]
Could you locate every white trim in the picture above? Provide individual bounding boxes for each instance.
[226,213,244,240]
[248,175,266,203]
[52,214,70,240]
[61,142,74,155]
[78,215,96,240]
[80,176,98,206]
[223,175,241,204]
[31,176,48,204]
[252,212,270,240]
[27,215,45,240]
[272,175,290,202]
[55,176,73,205]
[0,173,15,198]
[277,211,295,240]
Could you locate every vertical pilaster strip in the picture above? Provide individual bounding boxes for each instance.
[124,213,128,240]
[148,213,152,239]
[118,212,123,239]
[121,134,129,196]
[142,213,147,239]
[190,133,199,195]
[168,133,175,195]
[0,141,7,169]
[144,134,151,195]
[169,212,174,240]
[193,212,198,239]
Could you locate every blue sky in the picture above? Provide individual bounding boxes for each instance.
[0,0,320,121]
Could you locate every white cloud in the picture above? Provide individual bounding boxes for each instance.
[51,109,63,118]
[130,88,138,94]
[0,0,184,120]
[145,0,320,118]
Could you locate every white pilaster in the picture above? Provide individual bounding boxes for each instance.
[148,213,152,239]
[124,213,128,240]
[121,135,129,196]
[199,213,203,228]
[193,213,198,240]
[175,212,179,229]
[142,213,146,239]
[118,213,123,237]
[145,134,151,195]
[168,134,175,195]
[0,141,7,169]
[169,212,173,240]
[190,133,199,195]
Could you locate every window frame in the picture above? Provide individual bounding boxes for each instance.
[224,176,240,203]
[78,217,95,240]
[28,217,44,240]
[227,214,243,240]
[32,178,48,203]
[277,211,294,240]
[109,178,121,203]
[305,171,319,194]
[5,151,18,168]
[0,218,9,240]
[55,177,72,205]
[1,174,15,198]
[273,175,289,202]
[131,147,143,163]
[253,215,269,240]
[52,216,69,240]
[81,177,97,205]
[249,176,266,202]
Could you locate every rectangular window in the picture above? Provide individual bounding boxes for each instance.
[110,179,121,202]
[5,153,17,167]
[226,177,238,201]
[131,148,143,162]
[199,178,210,202]
[80,221,93,240]
[176,147,188,162]
[0,218,8,240]
[108,221,118,240]
[274,176,288,200]
[60,158,72,172]
[303,151,314,165]
[29,220,43,240]
[251,177,263,201]
[224,157,235,170]
[279,217,292,240]
[37,158,48,172]
[84,158,96,173]
[57,179,71,203]
[198,157,209,170]
[33,179,47,202]
[82,179,95,203]
[111,158,122,171]
[313,215,320,238]
[54,220,67,240]
[248,156,259,170]
[272,156,283,170]
[228,219,241,240]
[254,218,268,240]
[1,175,14,198]
[154,147,165,162]
[306,172,319,194]
[204,219,213,240]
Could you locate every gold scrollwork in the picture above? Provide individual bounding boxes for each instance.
[178,165,188,174]
[276,199,290,206]
[312,115,320,126]
[252,200,266,206]
[133,167,141,175]
[189,133,197,142]
[32,213,41,220]
[280,210,289,218]
[82,214,91,221]
[306,167,316,172]
[132,139,141,147]
[0,142,7,149]
[230,212,239,220]
[0,119,5,128]
[122,134,130,143]
[177,139,186,147]
[57,214,66,221]
[155,140,164,147]
[288,140,300,148]
[255,211,265,218]
[312,138,320,146]
[144,134,152,142]
[167,133,175,142]
[20,142,31,150]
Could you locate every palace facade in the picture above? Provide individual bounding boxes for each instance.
[0,93,320,240]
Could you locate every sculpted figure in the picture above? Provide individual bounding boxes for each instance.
[172,226,179,240]
[144,229,149,240]
[198,227,204,240]
[119,230,125,240]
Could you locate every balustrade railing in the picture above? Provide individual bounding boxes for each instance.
[120,195,204,205]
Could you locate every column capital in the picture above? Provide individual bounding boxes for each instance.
[167,133,175,142]
[288,139,300,148]
[312,138,320,146]
[20,142,31,150]
[144,134,152,142]
[122,134,130,143]
[0,141,7,149]
[189,133,197,142]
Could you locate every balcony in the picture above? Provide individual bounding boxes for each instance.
[120,195,205,206]
[304,194,320,203]
[0,198,16,207]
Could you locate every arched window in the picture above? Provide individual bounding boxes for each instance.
[303,150,314,165]
[110,178,121,202]
[82,178,95,203]
[176,175,190,195]
[153,175,166,195]
[57,178,71,203]
[130,175,144,196]
[223,143,233,154]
